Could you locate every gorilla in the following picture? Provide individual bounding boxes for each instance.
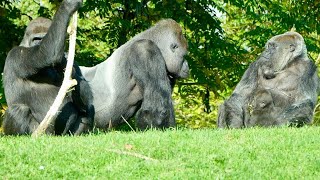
[244,88,276,127]
[80,19,189,130]
[218,32,319,128]
[244,88,292,127]
[2,0,94,135]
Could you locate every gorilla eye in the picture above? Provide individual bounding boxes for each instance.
[268,42,276,49]
[32,37,43,42]
[170,43,179,52]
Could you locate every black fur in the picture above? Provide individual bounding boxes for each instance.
[2,0,94,135]
[128,40,175,130]
[80,19,189,130]
[218,32,319,128]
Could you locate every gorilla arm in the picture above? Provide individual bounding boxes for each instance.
[279,60,319,126]
[6,0,82,79]
[217,60,260,128]
[128,40,175,129]
[2,0,84,135]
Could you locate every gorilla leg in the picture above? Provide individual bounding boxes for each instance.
[217,94,245,128]
[128,39,175,129]
[3,105,53,135]
[70,75,94,134]
[281,100,315,127]
[217,103,228,128]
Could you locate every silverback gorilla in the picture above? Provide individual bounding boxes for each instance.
[80,19,189,130]
[2,0,94,135]
[218,32,319,128]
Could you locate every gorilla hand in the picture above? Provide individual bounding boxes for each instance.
[63,0,83,13]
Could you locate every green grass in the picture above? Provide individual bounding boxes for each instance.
[1,127,320,179]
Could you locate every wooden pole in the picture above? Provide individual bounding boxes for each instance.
[32,12,78,138]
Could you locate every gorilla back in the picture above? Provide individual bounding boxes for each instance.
[2,0,94,135]
[80,19,189,130]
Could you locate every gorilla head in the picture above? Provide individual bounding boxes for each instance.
[20,17,52,47]
[263,32,307,72]
[133,19,189,79]
[154,20,189,79]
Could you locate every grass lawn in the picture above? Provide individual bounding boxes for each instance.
[1,127,320,179]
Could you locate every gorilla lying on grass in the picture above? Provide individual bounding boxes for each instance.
[80,19,189,130]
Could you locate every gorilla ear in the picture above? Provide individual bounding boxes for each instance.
[289,44,296,52]
[170,43,179,52]
[285,32,307,59]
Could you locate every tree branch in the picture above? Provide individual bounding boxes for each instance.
[105,149,159,162]
[32,12,78,138]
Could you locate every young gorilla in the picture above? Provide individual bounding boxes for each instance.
[2,0,94,135]
[218,32,319,128]
[80,19,189,130]
[245,88,276,127]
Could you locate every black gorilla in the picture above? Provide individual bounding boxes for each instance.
[80,19,189,130]
[218,32,319,128]
[2,0,94,135]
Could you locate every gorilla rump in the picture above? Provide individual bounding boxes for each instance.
[2,0,94,135]
[218,32,319,128]
[80,19,189,130]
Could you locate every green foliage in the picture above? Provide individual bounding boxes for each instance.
[221,0,320,60]
[1,128,320,178]
[174,85,219,129]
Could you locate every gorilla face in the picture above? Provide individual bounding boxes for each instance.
[263,32,305,72]
[157,26,189,79]
[169,31,189,78]
[168,32,189,79]
[20,17,52,47]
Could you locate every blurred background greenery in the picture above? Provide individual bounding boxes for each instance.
[0,0,320,129]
